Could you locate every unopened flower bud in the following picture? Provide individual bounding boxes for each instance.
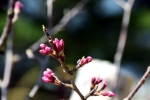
[42,68,56,83]
[100,80,107,90]
[80,56,92,66]
[39,50,47,55]
[91,76,96,84]
[53,38,64,52]
[95,78,103,84]
[45,47,53,54]
[87,56,92,62]
[53,38,59,44]
[40,43,47,49]
[59,39,64,50]
[14,1,23,14]
[101,91,115,97]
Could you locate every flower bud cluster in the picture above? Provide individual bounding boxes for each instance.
[42,68,56,83]
[39,43,53,55]
[80,56,92,66]
[90,76,115,97]
[39,38,64,57]
[53,38,64,53]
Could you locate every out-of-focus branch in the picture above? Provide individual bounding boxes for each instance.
[124,66,150,100]
[13,0,90,67]
[26,0,53,99]
[27,0,90,52]
[113,0,135,98]
[0,0,17,50]
[26,49,49,100]
[1,30,14,100]
[47,0,53,31]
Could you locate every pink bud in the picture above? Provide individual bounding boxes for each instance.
[91,76,96,84]
[42,68,56,84]
[14,1,23,14]
[46,68,52,73]
[39,50,47,55]
[95,78,103,84]
[55,42,62,52]
[101,91,115,97]
[81,59,88,65]
[42,76,51,83]
[53,38,59,44]
[100,80,107,90]
[40,43,47,49]
[59,39,64,50]
[45,47,53,54]
[87,56,92,62]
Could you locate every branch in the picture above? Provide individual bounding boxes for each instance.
[0,0,17,50]
[124,66,150,100]
[42,26,85,100]
[26,0,53,99]
[27,0,90,52]
[1,29,14,100]
[112,0,135,98]
[25,52,49,100]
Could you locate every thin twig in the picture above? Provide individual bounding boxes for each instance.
[47,0,53,31]
[12,0,90,65]
[26,56,49,100]
[42,25,85,100]
[1,29,14,100]
[57,58,85,100]
[84,85,98,99]
[26,0,53,99]
[0,0,17,50]
[113,0,135,97]
[124,66,150,100]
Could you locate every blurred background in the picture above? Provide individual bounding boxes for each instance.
[0,0,150,100]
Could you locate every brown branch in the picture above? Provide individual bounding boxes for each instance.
[124,66,150,100]
[112,0,135,97]
[42,25,85,100]
[0,0,17,50]
[57,58,85,100]
[84,85,98,99]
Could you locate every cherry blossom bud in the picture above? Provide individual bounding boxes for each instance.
[42,68,56,83]
[39,50,47,55]
[91,76,96,84]
[53,38,59,44]
[80,56,92,66]
[87,56,92,62]
[101,91,115,97]
[59,39,64,50]
[55,42,62,52]
[46,68,53,73]
[40,43,47,49]
[53,38,64,52]
[14,1,23,14]
[45,47,53,54]
[80,59,88,65]
[95,78,103,84]
[100,80,107,90]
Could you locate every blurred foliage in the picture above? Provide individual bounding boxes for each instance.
[0,0,150,100]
